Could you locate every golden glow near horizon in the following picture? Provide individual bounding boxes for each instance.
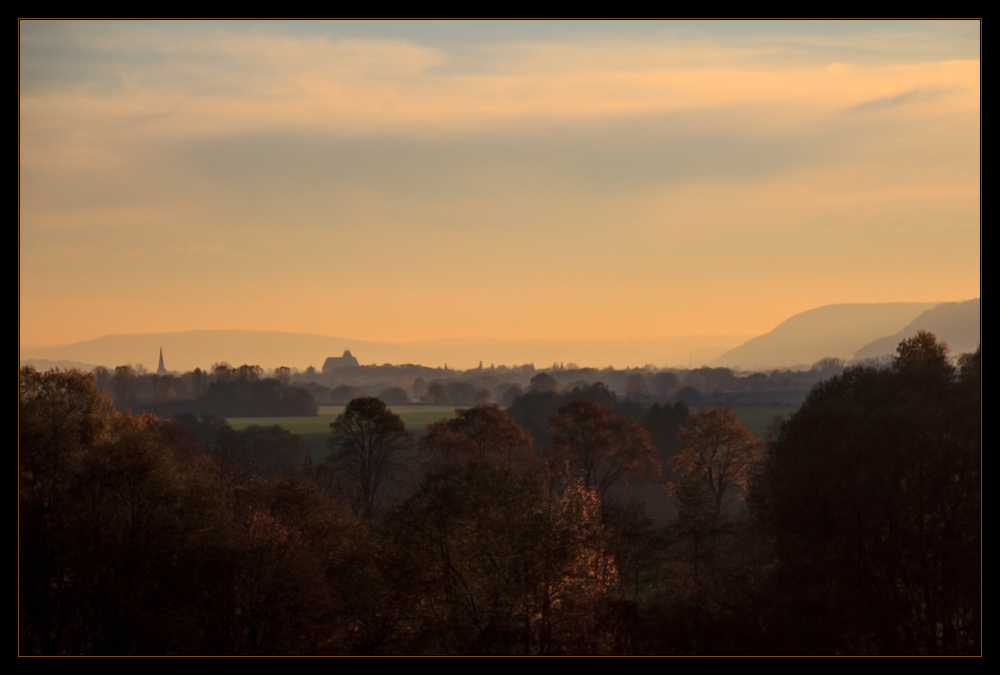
[20,21,980,347]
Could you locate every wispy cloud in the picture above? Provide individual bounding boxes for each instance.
[19,21,981,346]
[848,85,958,113]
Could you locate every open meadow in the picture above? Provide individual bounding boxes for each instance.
[227,405,460,462]
[225,399,803,464]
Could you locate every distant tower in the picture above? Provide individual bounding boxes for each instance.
[157,347,168,376]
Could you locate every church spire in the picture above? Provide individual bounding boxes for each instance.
[157,347,167,376]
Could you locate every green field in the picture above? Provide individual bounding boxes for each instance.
[227,405,459,463]
[226,400,801,464]
[722,405,799,438]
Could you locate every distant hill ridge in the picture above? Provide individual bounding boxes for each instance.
[853,299,980,359]
[711,300,979,370]
[22,300,979,373]
[20,331,749,372]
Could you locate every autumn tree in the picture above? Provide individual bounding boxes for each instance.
[663,409,765,586]
[20,367,225,654]
[20,367,112,534]
[325,397,413,519]
[548,399,660,500]
[670,408,765,517]
[20,367,371,655]
[420,404,533,468]
[384,458,614,654]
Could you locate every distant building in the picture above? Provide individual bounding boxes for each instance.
[157,347,168,376]
[322,350,360,374]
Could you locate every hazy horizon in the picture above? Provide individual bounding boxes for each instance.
[19,297,980,373]
[20,21,980,349]
[20,328,753,372]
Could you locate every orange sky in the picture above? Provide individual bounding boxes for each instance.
[20,21,980,347]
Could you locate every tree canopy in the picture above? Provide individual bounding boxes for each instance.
[21,334,979,655]
[753,334,980,654]
[670,408,765,516]
[548,399,660,499]
[326,397,413,519]
[385,458,613,654]
[420,404,533,468]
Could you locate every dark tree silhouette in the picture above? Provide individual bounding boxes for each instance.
[379,386,412,406]
[754,333,980,654]
[422,381,449,405]
[625,373,648,401]
[529,372,561,393]
[446,381,478,406]
[650,371,681,396]
[325,397,413,519]
[893,329,950,371]
[642,402,689,470]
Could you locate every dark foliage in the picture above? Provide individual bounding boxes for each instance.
[325,397,413,520]
[753,336,980,654]
[199,376,317,417]
[21,335,980,655]
[643,402,690,473]
[20,367,366,655]
[507,382,618,454]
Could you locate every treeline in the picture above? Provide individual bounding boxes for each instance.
[91,355,852,416]
[302,358,855,406]
[93,362,317,418]
[20,333,980,654]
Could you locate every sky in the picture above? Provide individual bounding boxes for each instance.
[19,20,980,348]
